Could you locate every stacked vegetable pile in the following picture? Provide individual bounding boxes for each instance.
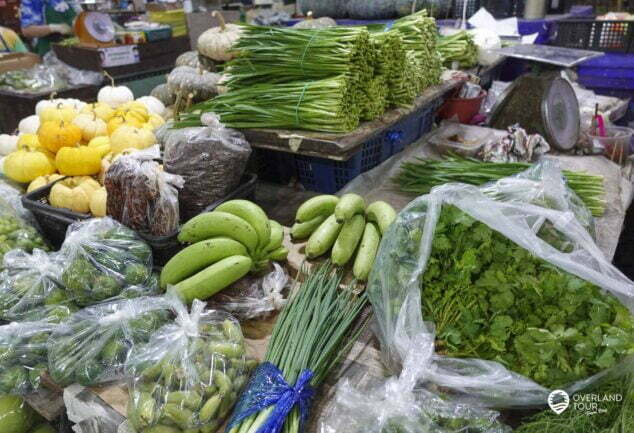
[291,194,395,281]
[394,155,607,216]
[422,205,634,388]
[437,31,478,68]
[0,78,168,217]
[126,300,255,433]
[0,208,48,266]
[180,11,441,132]
[161,199,288,302]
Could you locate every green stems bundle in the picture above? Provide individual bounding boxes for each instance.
[360,75,388,121]
[370,31,415,107]
[225,26,373,90]
[176,75,360,132]
[437,30,478,68]
[394,156,606,216]
[228,263,368,433]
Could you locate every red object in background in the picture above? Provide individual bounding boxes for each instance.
[438,90,487,124]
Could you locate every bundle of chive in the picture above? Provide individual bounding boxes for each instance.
[437,30,478,68]
[226,263,368,433]
[394,156,607,216]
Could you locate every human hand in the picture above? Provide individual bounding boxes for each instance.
[48,23,72,35]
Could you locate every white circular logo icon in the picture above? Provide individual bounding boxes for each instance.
[548,389,570,415]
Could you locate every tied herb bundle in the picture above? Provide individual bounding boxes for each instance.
[178,76,360,133]
[394,156,607,216]
[421,205,634,389]
[224,26,373,90]
[227,263,368,433]
[437,30,478,68]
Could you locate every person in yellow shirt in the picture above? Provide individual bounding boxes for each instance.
[0,27,28,53]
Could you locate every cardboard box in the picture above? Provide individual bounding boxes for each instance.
[0,52,41,73]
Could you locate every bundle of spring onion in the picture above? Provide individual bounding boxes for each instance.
[361,75,388,121]
[437,30,478,68]
[177,75,360,132]
[226,263,368,433]
[370,31,415,107]
[394,156,607,216]
[224,26,373,90]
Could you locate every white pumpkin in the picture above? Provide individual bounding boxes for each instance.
[0,135,18,156]
[197,11,242,62]
[72,113,108,141]
[18,115,40,134]
[35,99,61,117]
[136,96,166,117]
[0,156,4,175]
[98,75,134,109]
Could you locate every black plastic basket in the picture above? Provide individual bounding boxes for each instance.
[553,20,634,53]
[22,173,258,266]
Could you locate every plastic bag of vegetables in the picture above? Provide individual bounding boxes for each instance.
[0,320,58,394]
[0,249,76,323]
[59,217,157,306]
[125,296,254,433]
[47,296,172,387]
[0,182,48,267]
[368,160,634,408]
[162,113,251,221]
[0,395,47,433]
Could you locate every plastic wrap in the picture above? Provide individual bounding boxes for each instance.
[367,161,634,408]
[320,336,510,433]
[209,262,289,321]
[0,249,76,323]
[42,52,104,87]
[163,113,251,221]
[59,218,157,306]
[0,320,58,394]
[125,296,253,433]
[0,182,48,267]
[47,296,172,387]
[105,146,183,236]
[0,64,65,93]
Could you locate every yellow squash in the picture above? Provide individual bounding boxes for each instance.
[16,134,41,151]
[81,102,115,122]
[38,120,82,154]
[72,112,108,142]
[39,103,77,123]
[106,115,143,135]
[114,102,149,124]
[3,148,56,183]
[109,125,156,153]
[55,140,110,176]
[27,173,64,193]
[89,186,107,217]
[49,176,101,214]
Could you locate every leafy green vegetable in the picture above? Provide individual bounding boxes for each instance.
[422,205,634,389]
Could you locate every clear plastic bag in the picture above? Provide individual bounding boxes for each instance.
[320,336,510,433]
[47,296,173,387]
[59,217,157,307]
[0,249,76,323]
[0,182,49,267]
[0,320,58,394]
[367,160,634,408]
[162,113,251,221]
[105,147,184,236]
[208,262,289,321]
[125,296,254,433]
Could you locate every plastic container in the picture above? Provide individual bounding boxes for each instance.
[583,126,633,164]
[428,122,496,156]
[438,90,487,124]
[554,20,634,53]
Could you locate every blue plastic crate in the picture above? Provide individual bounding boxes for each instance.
[292,98,440,193]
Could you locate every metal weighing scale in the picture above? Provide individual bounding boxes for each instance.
[488,45,604,151]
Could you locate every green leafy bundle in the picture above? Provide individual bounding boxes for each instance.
[437,30,478,68]
[228,263,368,433]
[394,156,607,216]
[421,205,634,389]
[516,373,633,433]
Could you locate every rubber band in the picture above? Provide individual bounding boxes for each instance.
[299,29,322,74]
[294,83,309,126]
